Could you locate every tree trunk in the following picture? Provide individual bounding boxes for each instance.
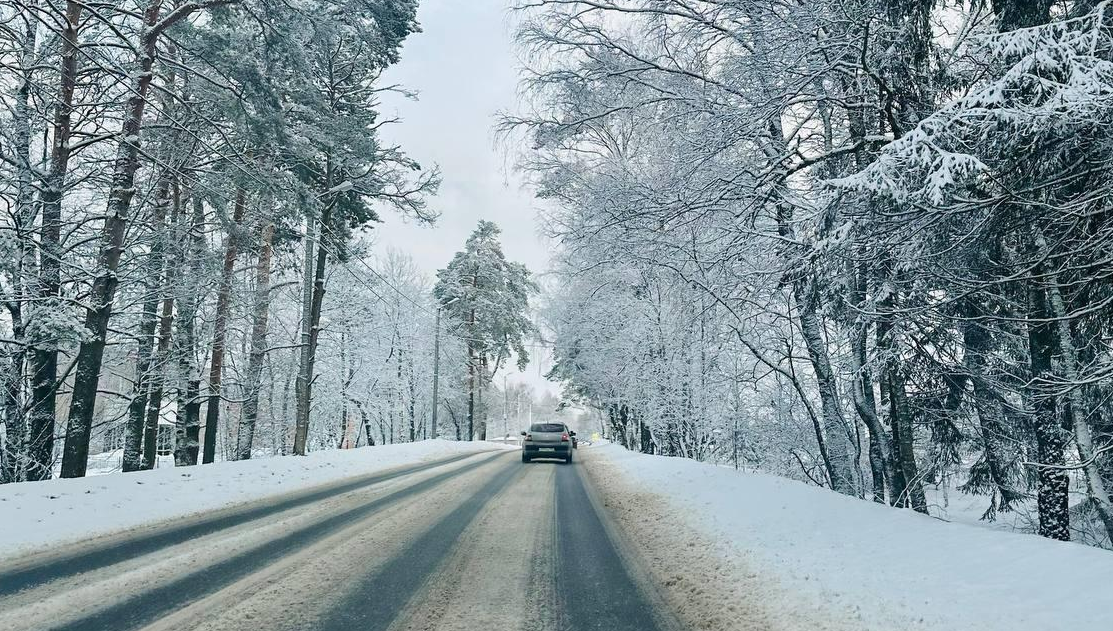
[1028,284,1071,541]
[60,0,212,477]
[638,413,653,455]
[143,288,175,469]
[885,366,928,512]
[27,0,81,482]
[407,341,417,443]
[61,0,167,477]
[142,181,182,469]
[236,221,275,460]
[202,188,246,464]
[123,177,171,472]
[873,251,927,511]
[771,178,856,495]
[293,211,316,455]
[1038,242,1113,542]
[174,194,206,466]
[279,350,294,455]
[355,399,375,447]
[336,328,350,449]
[467,339,476,442]
[303,199,332,448]
[794,275,857,496]
[3,311,26,484]
[477,360,487,441]
[294,186,337,456]
[3,11,37,484]
[850,326,890,503]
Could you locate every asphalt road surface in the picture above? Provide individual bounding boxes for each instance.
[0,450,679,631]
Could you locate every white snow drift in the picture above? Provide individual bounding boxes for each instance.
[0,440,510,558]
[590,443,1113,631]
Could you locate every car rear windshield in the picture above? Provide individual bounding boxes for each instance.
[530,423,565,433]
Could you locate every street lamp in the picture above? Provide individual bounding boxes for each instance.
[431,296,459,439]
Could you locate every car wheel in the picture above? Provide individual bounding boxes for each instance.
[565,454,573,464]
[521,454,531,463]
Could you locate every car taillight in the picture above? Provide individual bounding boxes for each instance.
[561,433,569,441]
[525,433,532,441]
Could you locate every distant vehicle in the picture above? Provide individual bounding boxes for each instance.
[521,423,575,463]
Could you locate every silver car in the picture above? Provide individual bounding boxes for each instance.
[520,423,575,463]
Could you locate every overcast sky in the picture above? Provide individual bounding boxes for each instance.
[372,1,559,397]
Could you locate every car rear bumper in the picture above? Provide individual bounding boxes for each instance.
[524,444,572,456]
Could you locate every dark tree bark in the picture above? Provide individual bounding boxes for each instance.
[639,414,654,455]
[202,188,246,464]
[27,0,81,482]
[293,214,316,455]
[60,0,229,477]
[884,365,928,513]
[143,287,175,469]
[1027,285,1071,541]
[293,184,337,455]
[122,177,171,472]
[61,0,164,478]
[141,180,181,469]
[850,317,891,503]
[795,275,858,496]
[354,399,374,447]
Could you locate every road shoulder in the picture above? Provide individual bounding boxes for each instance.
[578,445,858,631]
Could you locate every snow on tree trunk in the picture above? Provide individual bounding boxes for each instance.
[26,0,80,482]
[174,195,207,466]
[123,177,170,473]
[236,221,275,461]
[1027,284,1071,541]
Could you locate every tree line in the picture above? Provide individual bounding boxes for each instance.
[513,0,1113,548]
[0,0,454,481]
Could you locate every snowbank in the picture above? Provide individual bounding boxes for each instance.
[0,440,511,558]
[590,443,1113,631]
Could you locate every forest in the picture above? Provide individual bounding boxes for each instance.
[0,0,545,485]
[512,0,1113,548]
[4,2,1112,630]
[4,0,1113,557]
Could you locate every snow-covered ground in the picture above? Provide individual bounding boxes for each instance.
[0,440,511,559]
[588,443,1113,631]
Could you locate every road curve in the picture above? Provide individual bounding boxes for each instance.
[0,449,679,631]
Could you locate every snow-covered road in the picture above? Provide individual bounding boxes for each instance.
[6,441,1107,631]
[0,448,678,631]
